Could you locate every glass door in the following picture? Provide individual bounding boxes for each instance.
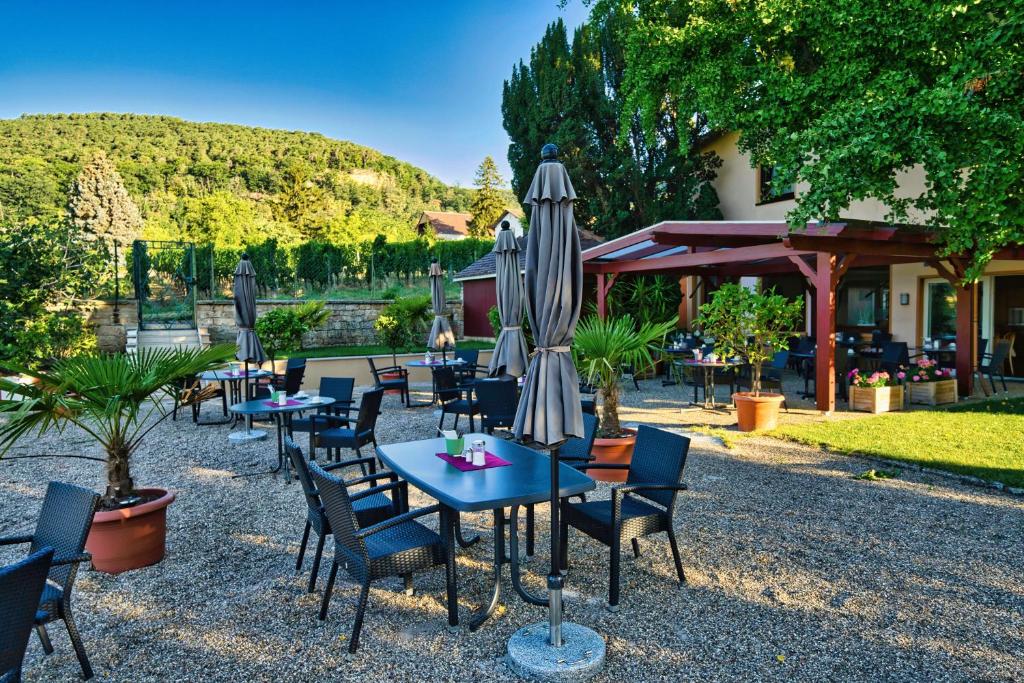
[923,277,992,346]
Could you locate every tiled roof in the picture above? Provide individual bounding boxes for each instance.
[453,229,604,281]
[418,211,472,238]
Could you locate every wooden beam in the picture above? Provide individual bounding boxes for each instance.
[582,227,656,261]
[813,252,837,413]
[955,284,975,396]
[832,253,858,287]
[597,243,813,275]
[929,260,960,286]
[595,272,618,320]
[788,255,817,284]
[787,234,942,259]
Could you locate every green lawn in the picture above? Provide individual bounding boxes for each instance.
[281,340,494,360]
[770,396,1024,487]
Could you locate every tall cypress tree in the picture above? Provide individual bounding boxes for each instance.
[502,14,722,238]
[68,151,143,245]
[468,156,507,238]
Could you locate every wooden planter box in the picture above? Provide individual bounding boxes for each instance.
[849,384,904,414]
[907,379,958,406]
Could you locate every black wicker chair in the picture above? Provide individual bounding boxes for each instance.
[311,388,384,461]
[473,377,518,434]
[256,358,306,399]
[367,357,410,406]
[435,367,479,434]
[0,481,100,680]
[309,460,451,653]
[289,377,355,440]
[284,438,402,593]
[879,341,909,377]
[0,548,54,683]
[560,426,690,610]
[976,340,1011,396]
[453,348,480,384]
[579,381,597,415]
[559,413,600,465]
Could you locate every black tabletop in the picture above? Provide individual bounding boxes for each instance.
[229,395,336,416]
[376,434,596,513]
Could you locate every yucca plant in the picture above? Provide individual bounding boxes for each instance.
[0,345,235,509]
[573,314,677,435]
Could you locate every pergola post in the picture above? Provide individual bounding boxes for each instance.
[814,252,837,413]
[931,259,974,397]
[595,273,617,320]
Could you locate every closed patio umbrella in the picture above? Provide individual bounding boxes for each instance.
[509,145,601,675]
[488,221,529,378]
[228,254,268,444]
[426,258,455,354]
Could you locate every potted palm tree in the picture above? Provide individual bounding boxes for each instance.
[0,345,234,573]
[573,314,677,481]
[696,283,803,431]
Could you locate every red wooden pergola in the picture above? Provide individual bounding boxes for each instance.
[583,220,1021,412]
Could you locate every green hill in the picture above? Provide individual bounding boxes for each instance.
[0,113,480,245]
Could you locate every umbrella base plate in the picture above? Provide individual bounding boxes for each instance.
[228,430,268,444]
[507,622,605,681]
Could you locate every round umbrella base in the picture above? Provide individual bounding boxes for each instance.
[228,430,267,444]
[507,622,605,681]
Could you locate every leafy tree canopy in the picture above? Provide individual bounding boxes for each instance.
[597,0,1023,279]
[468,156,507,238]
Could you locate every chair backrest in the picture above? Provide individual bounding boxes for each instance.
[286,357,307,370]
[0,547,54,680]
[283,364,306,394]
[978,337,989,358]
[433,367,461,403]
[559,413,599,461]
[881,341,908,365]
[366,357,383,384]
[355,388,385,436]
[872,330,892,347]
[770,350,789,370]
[31,481,99,590]
[319,377,355,406]
[454,348,479,365]
[794,337,815,355]
[474,378,518,428]
[626,426,690,510]
[308,461,369,579]
[284,438,323,522]
[987,340,1011,369]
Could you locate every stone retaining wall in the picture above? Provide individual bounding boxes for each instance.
[82,301,138,353]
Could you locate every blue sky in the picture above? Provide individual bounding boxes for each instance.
[0,1,587,186]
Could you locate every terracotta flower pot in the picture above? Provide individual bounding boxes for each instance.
[86,488,175,574]
[380,372,404,394]
[587,428,638,482]
[733,392,785,432]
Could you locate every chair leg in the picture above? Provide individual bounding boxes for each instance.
[631,538,641,558]
[348,582,371,654]
[469,413,475,432]
[558,509,569,572]
[62,608,94,680]
[35,623,54,654]
[609,534,621,609]
[437,410,446,434]
[296,521,311,572]
[308,531,326,593]
[319,561,339,620]
[667,528,687,586]
[526,504,535,557]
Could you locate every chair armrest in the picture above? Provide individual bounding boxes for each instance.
[351,479,406,502]
[578,463,630,470]
[323,456,378,473]
[613,482,688,496]
[311,413,356,428]
[52,551,91,567]
[344,471,397,490]
[375,365,407,375]
[355,504,441,539]
[0,534,33,546]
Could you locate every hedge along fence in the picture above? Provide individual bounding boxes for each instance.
[139,237,493,298]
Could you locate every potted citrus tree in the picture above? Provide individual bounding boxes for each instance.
[848,368,905,413]
[696,283,803,431]
[905,357,957,405]
[0,345,233,573]
[573,313,676,481]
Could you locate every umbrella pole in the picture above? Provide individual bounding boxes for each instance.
[244,360,251,435]
[548,443,563,648]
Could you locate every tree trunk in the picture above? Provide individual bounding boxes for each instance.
[105,446,135,504]
[601,382,621,435]
[752,364,762,397]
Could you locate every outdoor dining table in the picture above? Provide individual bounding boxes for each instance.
[229,395,336,476]
[375,433,596,631]
[659,346,695,387]
[199,368,272,405]
[681,359,736,410]
[405,358,467,406]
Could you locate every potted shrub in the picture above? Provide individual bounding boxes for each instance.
[255,301,330,372]
[696,283,804,431]
[573,314,676,481]
[0,345,233,573]
[905,357,957,405]
[374,312,408,368]
[848,368,905,413]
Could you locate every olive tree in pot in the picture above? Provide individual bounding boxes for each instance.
[573,313,677,481]
[0,345,234,572]
[696,283,803,431]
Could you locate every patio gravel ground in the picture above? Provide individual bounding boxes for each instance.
[2,379,1022,682]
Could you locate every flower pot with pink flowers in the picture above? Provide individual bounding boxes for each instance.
[847,368,904,414]
[905,357,958,405]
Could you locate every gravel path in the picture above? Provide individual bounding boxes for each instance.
[2,381,1022,682]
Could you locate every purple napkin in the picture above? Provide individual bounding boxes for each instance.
[435,451,511,471]
[262,399,304,408]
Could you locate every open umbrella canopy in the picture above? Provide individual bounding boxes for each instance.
[426,259,456,351]
[513,152,584,446]
[488,222,529,377]
[233,255,267,365]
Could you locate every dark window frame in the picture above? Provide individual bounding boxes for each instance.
[757,164,795,205]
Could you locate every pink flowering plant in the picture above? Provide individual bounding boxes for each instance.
[847,368,895,388]
[908,356,953,383]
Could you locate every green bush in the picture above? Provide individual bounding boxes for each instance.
[13,310,97,369]
[254,300,329,360]
[373,313,407,365]
[383,294,432,344]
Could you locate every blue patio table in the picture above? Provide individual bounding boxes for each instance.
[405,358,466,405]
[229,395,336,477]
[376,433,596,631]
[199,368,272,406]
[681,359,737,410]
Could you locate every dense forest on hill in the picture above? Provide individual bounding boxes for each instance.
[0,113,493,245]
